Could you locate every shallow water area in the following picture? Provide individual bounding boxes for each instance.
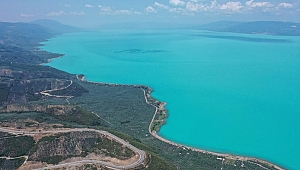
[42,29,300,169]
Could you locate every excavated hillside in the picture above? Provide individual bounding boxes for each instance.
[29,131,135,164]
[0,63,87,105]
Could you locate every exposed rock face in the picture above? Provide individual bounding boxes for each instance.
[0,67,69,104]
[0,68,13,77]
[0,104,75,114]
[29,131,135,163]
[30,132,86,159]
[0,64,87,105]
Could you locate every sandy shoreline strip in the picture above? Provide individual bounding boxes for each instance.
[141,88,285,170]
[76,74,285,170]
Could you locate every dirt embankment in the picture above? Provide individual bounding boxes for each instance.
[0,104,75,114]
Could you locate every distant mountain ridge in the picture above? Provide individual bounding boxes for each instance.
[198,21,300,36]
[96,22,194,29]
[0,22,53,43]
[31,19,82,34]
[0,20,81,64]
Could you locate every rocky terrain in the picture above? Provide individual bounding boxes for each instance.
[0,125,147,170]
[0,20,284,170]
[0,63,87,105]
[29,131,135,163]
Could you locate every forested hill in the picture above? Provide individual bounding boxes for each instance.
[31,19,82,34]
[0,20,81,64]
[198,21,300,36]
[0,21,86,104]
[0,22,53,48]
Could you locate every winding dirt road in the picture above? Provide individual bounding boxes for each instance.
[40,79,73,98]
[0,127,146,170]
[142,88,284,170]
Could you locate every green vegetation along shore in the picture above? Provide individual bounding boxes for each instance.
[0,20,285,170]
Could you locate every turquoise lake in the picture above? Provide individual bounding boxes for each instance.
[42,30,300,169]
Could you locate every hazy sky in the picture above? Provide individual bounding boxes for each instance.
[1,0,299,27]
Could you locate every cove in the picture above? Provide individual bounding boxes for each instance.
[41,30,300,169]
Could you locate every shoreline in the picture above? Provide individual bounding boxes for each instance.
[76,74,285,170]
[40,42,285,169]
[141,86,285,170]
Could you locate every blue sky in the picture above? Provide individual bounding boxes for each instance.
[1,0,299,27]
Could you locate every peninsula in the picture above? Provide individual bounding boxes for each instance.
[0,20,288,170]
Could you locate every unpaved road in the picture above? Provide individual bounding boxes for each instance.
[0,127,145,170]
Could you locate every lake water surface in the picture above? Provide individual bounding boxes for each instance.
[42,30,300,169]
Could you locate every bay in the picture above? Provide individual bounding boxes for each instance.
[42,30,300,169]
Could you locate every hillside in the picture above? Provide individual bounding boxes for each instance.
[31,19,83,34]
[0,20,173,170]
[198,21,300,36]
[0,21,61,64]
[0,20,284,170]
